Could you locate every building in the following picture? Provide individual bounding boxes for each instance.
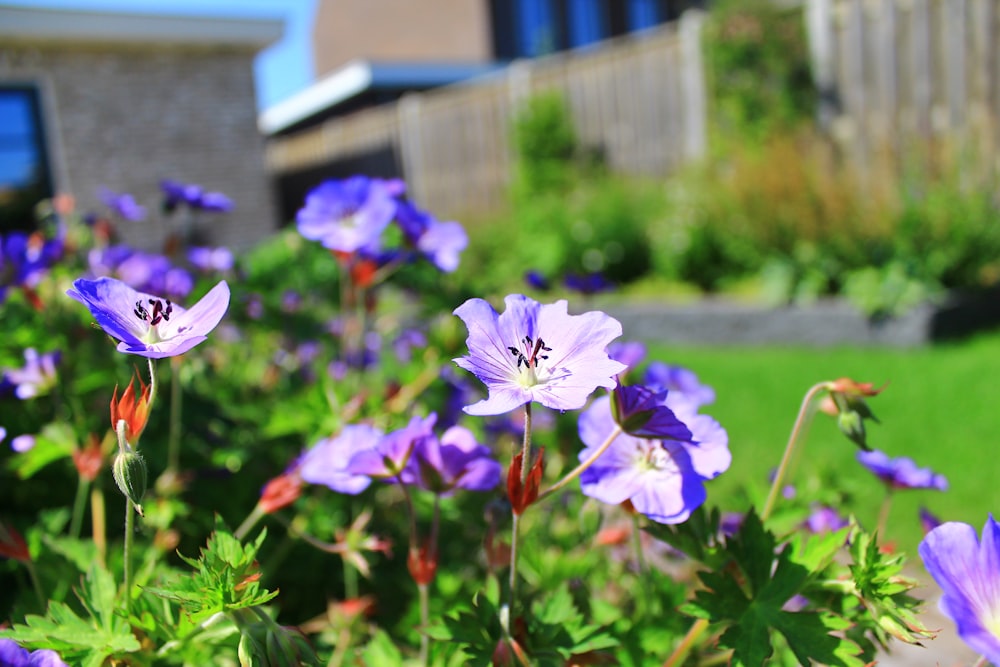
[262,0,706,220]
[0,4,283,250]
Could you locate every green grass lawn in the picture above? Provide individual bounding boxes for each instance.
[647,328,1000,554]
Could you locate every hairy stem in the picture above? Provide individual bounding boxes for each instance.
[122,500,134,619]
[69,478,89,539]
[166,356,183,473]
[762,382,829,521]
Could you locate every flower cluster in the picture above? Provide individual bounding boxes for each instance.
[88,245,194,300]
[161,179,234,214]
[299,415,501,498]
[296,175,467,273]
[856,449,948,491]
[0,230,64,305]
[1,348,59,399]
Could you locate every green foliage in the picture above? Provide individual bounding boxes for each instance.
[0,563,141,667]
[146,519,278,624]
[704,0,816,143]
[511,91,579,198]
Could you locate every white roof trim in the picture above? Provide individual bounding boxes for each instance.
[258,60,373,135]
[0,5,284,49]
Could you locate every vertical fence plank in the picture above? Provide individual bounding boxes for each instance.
[680,10,707,161]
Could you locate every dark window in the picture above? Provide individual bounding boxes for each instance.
[0,86,52,232]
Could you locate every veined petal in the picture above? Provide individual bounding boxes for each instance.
[67,277,148,346]
[158,280,230,340]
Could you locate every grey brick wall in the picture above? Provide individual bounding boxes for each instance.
[0,42,277,251]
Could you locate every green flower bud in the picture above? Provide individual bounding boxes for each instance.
[113,448,148,517]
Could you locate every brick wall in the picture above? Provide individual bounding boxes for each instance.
[0,42,277,251]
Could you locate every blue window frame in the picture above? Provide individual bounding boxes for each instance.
[568,0,607,48]
[0,86,52,232]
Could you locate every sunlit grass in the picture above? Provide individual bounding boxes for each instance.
[648,329,1000,554]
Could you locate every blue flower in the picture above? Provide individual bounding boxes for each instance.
[856,449,948,491]
[1,348,59,399]
[920,516,1000,663]
[299,424,383,495]
[399,424,502,496]
[395,200,467,272]
[160,179,233,213]
[99,187,146,222]
[453,295,626,415]
[296,176,398,253]
[578,393,729,524]
[0,638,69,666]
[67,277,230,358]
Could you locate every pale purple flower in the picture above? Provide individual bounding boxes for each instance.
[2,348,59,399]
[644,362,716,409]
[392,328,427,363]
[0,639,69,667]
[0,427,5,444]
[299,424,382,495]
[11,434,35,453]
[453,295,626,416]
[856,449,948,491]
[99,187,146,222]
[188,246,234,273]
[296,176,398,253]
[804,505,849,533]
[395,200,467,272]
[160,179,233,213]
[67,277,230,359]
[607,341,647,373]
[920,516,1000,663]
[400,424,501,496]
[347,414,437,479]
[578,394,730,524]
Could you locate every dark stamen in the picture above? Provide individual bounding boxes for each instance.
[134,301,149,321]
[509,335,553,369]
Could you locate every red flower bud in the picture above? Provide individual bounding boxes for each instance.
[72,434,103,482]
[407,543,438,586]
[110,374,151,441]
[258,473,303,514]
[0,523,30,563]
[507,448,544,516]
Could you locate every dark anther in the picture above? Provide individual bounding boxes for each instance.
[134,300,149,321]
[510,336,553,369]
[147,298,173,326]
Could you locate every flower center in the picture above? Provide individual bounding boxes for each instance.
[133,298,173,342]
[508,335,552,387]
[636,442,675,473]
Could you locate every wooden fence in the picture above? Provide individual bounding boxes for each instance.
[266,11,707,217]
[807,0,1000,177]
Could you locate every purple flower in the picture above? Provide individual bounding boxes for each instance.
[919,516,1000,663]
[611,384,691,440]
[67,277,230,358]
[804,505,849,533]
[524,271,550,291]
[299,424,382,495]
[161,179,233,213]
[11,434,35,453]
[99,187,146,221]
[1,231,63,302]
[607,341,647,373]
[400,425,501,496]
[564,272,613,295]
[2,348,59,399]
[856,449,948,491]
[395,200,467,272]
[392,328,427,363]
[577,394,730,524]
[453,295,627,416]
[296,176,398,253]
[920,506,943,534]
[644,362,716,409]
[347,414,437,479]
[0,639,68,667]
[188,246,234,273]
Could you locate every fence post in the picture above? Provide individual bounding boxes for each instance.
[679,9,707,161]
[806,0,838,130]
[397,93,427,207]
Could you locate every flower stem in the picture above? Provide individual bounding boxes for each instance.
[91,485,107,565]
[536,425,623,504]
[761,382,828,521]
[234,504,266,541]
[25,559,45,611]
[662,618,709,667]
[146,357,158,414]
[631,513,651,616]
[418,582,430,667]
[122,499,134,620]
[69,478,89,539]
[876,489,894,539]
[508,405,533,621]
[166,356,182,473]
